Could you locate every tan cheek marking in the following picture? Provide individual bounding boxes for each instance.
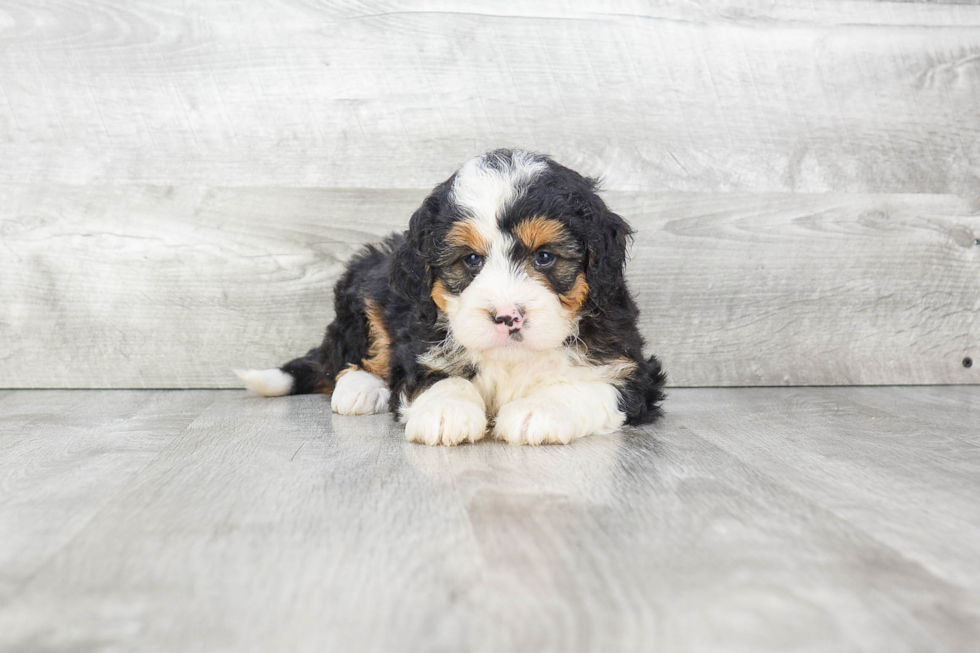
[513,216,569,251]
[362,299,392,382]
[560,272,589,313]
[446,220,490,254]
[431,279,451,312]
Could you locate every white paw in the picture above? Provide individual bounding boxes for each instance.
[331,370,390,415]
[404,399,487,446]
[400,377,488,446]
[494,398,579,445]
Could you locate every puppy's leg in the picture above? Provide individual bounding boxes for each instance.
[494,382,625,445]
[331,368,390,415]
[400,378,487,446]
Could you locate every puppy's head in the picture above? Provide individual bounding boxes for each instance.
[396,149,632,357]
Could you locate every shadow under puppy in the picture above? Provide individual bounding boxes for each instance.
[238,149,665,445]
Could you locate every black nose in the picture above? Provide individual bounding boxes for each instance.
[494,314,516,327]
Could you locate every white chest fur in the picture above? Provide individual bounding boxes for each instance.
[470,348,592,415]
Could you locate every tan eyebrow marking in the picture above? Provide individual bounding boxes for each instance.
[446,220,490,255]
[513,216,569,251]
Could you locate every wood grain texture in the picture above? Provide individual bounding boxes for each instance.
[674,386,980,588]
[3,184,978,387]
[0,387,978,652]
[3,0,979,388]
[0,390,216,603]
[622,191,980,386]
[0,0,979,194]
[0,184,423,388]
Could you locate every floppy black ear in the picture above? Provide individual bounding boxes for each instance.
[581,189,634,308]
[388,184,445,312]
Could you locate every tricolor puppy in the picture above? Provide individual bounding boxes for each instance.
[238,150,666,445]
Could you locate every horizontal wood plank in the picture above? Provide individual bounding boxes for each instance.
[621,191,980,385]
[0,1,978,193]
[2,184,977,387]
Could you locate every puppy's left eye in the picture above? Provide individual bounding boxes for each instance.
[533,251,556,269]
[462,253,484,270]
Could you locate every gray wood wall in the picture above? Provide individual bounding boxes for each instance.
[1,0,978,388]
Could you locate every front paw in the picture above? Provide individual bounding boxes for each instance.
[494,398,578,445]
[404,399,488,446]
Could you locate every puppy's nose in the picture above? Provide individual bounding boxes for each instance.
[491,306,523,332]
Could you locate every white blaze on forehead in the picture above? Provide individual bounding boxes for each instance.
[451,150,547,248]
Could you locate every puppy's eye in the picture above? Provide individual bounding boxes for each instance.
[462,253,484,270]
[533,251,556,268]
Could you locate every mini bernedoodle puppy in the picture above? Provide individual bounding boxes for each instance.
[238,149,665,445]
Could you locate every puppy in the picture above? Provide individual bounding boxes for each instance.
[237,149,665,445]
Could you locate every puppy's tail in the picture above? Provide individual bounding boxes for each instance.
[625,354,667,425]
[235,346,337,397]
[645,354,668,407]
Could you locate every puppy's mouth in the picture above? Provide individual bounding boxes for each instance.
[487,323,525,346]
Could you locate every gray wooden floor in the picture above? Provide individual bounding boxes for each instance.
[0,387,978,653]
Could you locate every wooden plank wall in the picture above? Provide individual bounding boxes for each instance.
[1,0,978,388]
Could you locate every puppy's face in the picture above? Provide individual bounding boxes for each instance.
[431,213,587,355]
[421,151,604,356]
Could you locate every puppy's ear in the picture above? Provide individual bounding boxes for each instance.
[389,184,445,310]
[580,184,634,307]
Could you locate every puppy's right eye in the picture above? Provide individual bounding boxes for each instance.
[462,253,484,270]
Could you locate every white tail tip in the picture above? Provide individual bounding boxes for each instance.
[234,368,294,397]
